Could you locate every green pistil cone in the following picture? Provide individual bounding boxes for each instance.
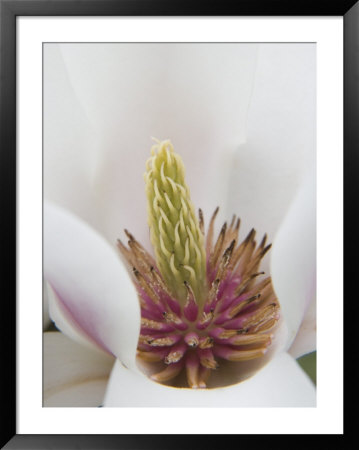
[144,139,206,304]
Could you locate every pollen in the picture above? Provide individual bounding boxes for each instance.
[118,139,280,389]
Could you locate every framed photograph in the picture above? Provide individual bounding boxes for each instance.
[2,0,354,447]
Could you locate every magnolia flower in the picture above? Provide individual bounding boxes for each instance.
[43,43,316,406]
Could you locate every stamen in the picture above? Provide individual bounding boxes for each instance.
[210,222,227,269]
[137,348,169,362]
[186,352,200,389]
[133,268,163,307]
[244,244,272,276]
[198,348,219,369]
[214,239,235,282]
[116,239,136,267]
[198,366,211,388]
[164,343,187,364]
[252,317,278,333]
[140,318,174,333]
[204,278,220,313]
[198,336,214,349]
[233,272,265,297]
[151,360,184,383]
[127,238,157,273]
[146,334,182,347]
[183,281,199,322]
[229,228,255,272]
[213,345,268,362]
[228,294,262,318]
[206,207,219,257]
[241,303,279,330]
[196,311,214,330]
[228,333,272,346]
[209,327,238,340]
[184,331,199,348]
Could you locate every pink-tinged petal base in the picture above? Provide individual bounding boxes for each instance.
[104,352,316,407]
[44,201,140,369]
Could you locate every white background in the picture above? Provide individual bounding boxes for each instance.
[18,17,342,434]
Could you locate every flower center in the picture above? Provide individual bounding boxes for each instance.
[118,139,280,389]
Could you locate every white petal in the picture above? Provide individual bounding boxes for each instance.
[271,167,316,349]
[49,43,259,247]
[226,44,316,243]
[43,45,100,230]
[44,331,114,407]
[44,201,140,369]
[104,352,315,407]
[289,294,316,358]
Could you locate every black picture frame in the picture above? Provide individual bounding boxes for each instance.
[1,0,356,447]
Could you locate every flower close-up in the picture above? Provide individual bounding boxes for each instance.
[118,139,280,389]
[43,43,316,407]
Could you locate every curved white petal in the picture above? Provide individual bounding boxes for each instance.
[226,44,316,244]
[46,44,258,248]
[289,294,316,358]
[44,201,140,369]
[271,167,316,349]
[104,352,315,407]
[44,332,114,407]
[43,45,100,230]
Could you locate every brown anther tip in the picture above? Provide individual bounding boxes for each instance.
[221,222,227,233]
[262,244,272,255]
[237,328,249,334]
[124,229,134,240]
[224,240,236,256]
[245,228,255,242]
